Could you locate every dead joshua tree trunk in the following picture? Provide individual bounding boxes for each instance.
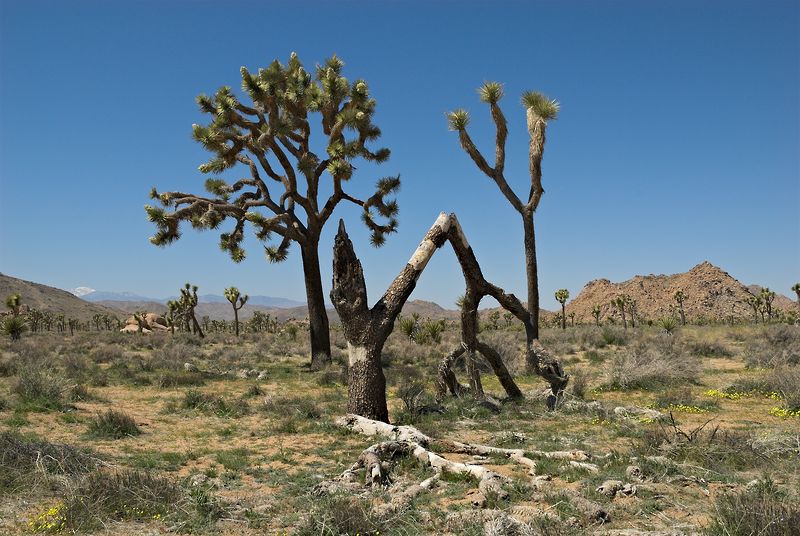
[332,213,569,421]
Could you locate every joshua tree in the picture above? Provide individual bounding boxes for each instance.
[792,283,800,313]
[224,287,249,336]
[448,83,559,338]
[488,310,501,330]
[611,295,628,329]
[628,298,637,329]
[146,54,400,370]
[568,312,576,327]
[5,294,22,316]
[760,287,776,321]
[591,305,602,326]
[674,290,687,325]
[503,311,513,328]
[746,294,762,323]
[168,284,204,338]
[554,289,569,330]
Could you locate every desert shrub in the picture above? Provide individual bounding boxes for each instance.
[244,383,264,397]
[89,344,124,364]
[397,380,426,420]
[150,343,195,371]
[158,371,206,388]
[87,410,141,439]
[541,328,580,355]
[62,353,89,379]
[745,325,800,368]
[690,339,732,358]
[769,366,800,411]
[607,335,699,390]
[653,387,718,412]
[181,390,249,418]
[68,384,94,402]
[53,470,179,532]
[0,432,97,492]
[600,326,629,346]
[13,364,68,410]
[706,478,800,536]
[295,494,421,536]
[569,368,589,399]
[480,331,526,374]
[262,395,321,420]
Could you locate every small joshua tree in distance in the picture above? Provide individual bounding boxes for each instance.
[792,283,800,311]
[674,290,687,326]
[591,305,602,326]
[554,289,569,330]
[5,294,22,316]
[224,287,249,337]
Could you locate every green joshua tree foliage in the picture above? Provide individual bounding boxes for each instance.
[224,287,249,336]
[179,284,204,338]
[503,311,514,328]
[591,305,602,326]
[611,295,629,329]
[674,290,687,325]
[448,82,559,338]
[793,283,800,311]
[488,310,501,330]
[145,53,400,370]
[628,297,637,328]
[554,289,569,330]
[746,294,762,323]
[568,311,576,327]
[5,294,22,316]
[760,287,776,321]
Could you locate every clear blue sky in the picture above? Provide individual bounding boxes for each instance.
[1,0,798,310]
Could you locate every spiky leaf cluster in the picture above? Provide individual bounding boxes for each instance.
[147,53,400,266]
[554,288,569,305]
[521,91,560,120]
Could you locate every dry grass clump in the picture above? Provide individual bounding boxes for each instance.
[179,389,249,418]
[89,344,125,364]
[158,370,206,388]
[745,325,800,368]
[87,410,141,439]
[607,335,699,390]
[150,342,197,371]
[706,478,800,536]
[53,470,181,533]
[0,432,97,493]
[769,366,800,411]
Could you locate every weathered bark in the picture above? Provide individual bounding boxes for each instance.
[560,302,566,330]
[522,212,540,337]
[333,212,567,421]
[302,243,331,370]
[232,307,240,336]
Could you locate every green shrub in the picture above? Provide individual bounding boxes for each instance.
[1,315,28,341]
[87,410,141,439]
[0,433,97,493]
[158,371,206,388]
[181,390,249,418]
[13,365,67,411]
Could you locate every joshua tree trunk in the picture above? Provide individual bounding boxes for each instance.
[233,307,240,337]
[191,314,205,338]
[523,213,540,337]
[560,303,566,330]
[333,213,567,422]
[679,305,686,326]
[302,243,332,370]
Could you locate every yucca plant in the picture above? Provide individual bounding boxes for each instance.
[1,315,28,341]
[658,316,678,335]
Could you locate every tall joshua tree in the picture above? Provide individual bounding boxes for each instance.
[448,83,559,338]
[224,287,249,336]
[746,294,762,323]
[591,305,602,326]
[146,54,399,369]
[170,284,204,338]
[674,290,687,326]
[792,283,800,311]
[612,295,628,329]
[760,287,776,321]
[554,289,569,330]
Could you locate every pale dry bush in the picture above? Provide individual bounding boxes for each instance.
[480,331,527,375]
[608,334,700,390]
[745,325,800,368]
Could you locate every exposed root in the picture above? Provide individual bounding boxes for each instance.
[316,414,613,526]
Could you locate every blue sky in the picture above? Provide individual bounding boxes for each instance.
[1,0,798,310]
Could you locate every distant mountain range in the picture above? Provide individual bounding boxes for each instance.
[73,288,305,309]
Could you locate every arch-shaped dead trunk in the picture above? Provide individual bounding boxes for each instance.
[331,212,569,422]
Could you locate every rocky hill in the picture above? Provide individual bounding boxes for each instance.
[566,261,797,324]
[0,273,124,320]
